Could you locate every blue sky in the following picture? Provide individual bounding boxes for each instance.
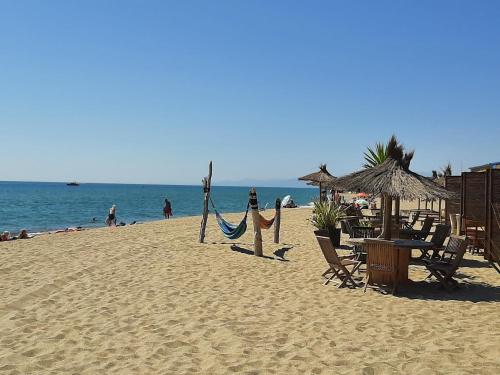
[0,1,499,185]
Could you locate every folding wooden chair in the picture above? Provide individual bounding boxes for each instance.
[414,217,434,240]
[425,236,469,291]
[315,235,362,288]
[403,211,420,229]
[418,224,451,259]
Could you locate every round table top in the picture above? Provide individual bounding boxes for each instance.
[345,238,434,249]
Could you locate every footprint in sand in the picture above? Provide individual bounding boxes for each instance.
[22,348,39,357]
[164,340,190,349]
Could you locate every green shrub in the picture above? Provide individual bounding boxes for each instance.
[310,201,345,230]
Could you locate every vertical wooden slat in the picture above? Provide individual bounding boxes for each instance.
[486,169,492,260]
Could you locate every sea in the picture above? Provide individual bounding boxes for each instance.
[0,181,316,234]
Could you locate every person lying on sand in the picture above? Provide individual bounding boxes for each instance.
[54,227,83,234]
[1,231,11,241]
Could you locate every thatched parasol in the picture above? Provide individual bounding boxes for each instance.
[298,164,337,202]
[335,141,452,239]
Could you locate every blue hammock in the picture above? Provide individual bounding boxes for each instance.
[211,199,249,240]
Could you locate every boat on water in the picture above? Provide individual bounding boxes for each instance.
[66,182,80,186]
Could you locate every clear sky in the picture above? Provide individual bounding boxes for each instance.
[1,1,499,185]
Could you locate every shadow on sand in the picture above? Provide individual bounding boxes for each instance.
[230,245,293,262]
[397,278,500,303]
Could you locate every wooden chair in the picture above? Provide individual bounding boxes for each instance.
[414,217,434,240]
[425,236,469,291]
[418,224,451,259]
[352,226,375,238]
[403,211,420,229]
[362,239,399,295]
[340,219,349,235]
[351,226,375,264]
[344,218,360,237]
[315,235,362,288]
[464,219,485,254]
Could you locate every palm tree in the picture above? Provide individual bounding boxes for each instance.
[441,162,452,176]
[363,141,388,169]
[362,135,414,223]
[363,134,413,169]
[432,162,453,181]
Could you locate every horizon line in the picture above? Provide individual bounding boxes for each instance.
[0,180,316,189]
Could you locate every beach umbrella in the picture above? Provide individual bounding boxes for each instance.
[298,164,337,202]
[335,141,452,239]
[356,192,368,198]
[355,198,369,207]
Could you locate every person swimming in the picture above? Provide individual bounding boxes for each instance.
[106,205,117,226]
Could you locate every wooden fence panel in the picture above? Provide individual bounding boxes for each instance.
[486,169,500,263]
[445,176,462,225]
[461,172,487,224]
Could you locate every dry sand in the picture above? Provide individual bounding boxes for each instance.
[1,208,499,374]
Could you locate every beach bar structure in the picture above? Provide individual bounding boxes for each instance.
[444,169,500,271]
[469,162,500,172]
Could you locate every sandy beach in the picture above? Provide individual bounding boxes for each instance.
[1,207,499,374]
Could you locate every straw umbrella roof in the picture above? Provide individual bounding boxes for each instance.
[298,164,337,186]
[335,145,452,201]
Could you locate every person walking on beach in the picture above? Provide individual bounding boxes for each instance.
[106,205,117,226]
[163,198,173,219]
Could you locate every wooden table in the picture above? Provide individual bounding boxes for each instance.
[346,238,434,283]
[399,228,421,239]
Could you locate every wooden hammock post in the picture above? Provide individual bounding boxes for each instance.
[274,198,281,244]
[249,188,263,257]
[198,161,212,243]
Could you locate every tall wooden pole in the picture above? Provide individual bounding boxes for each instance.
[319,182,323,202]
[274,198,281,244]
[394,197,400,224]
[198,161,212,243]
[380,193,393,240]
[438,199,442,223]
[249,188,263,257]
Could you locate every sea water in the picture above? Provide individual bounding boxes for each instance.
[0,181,316,233]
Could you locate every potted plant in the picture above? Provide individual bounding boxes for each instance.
[310,200,345,246]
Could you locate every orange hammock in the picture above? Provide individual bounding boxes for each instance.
[258,213,275,229]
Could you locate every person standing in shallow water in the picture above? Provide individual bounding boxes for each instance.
[163,199,173,219]
[106,205,117,226]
